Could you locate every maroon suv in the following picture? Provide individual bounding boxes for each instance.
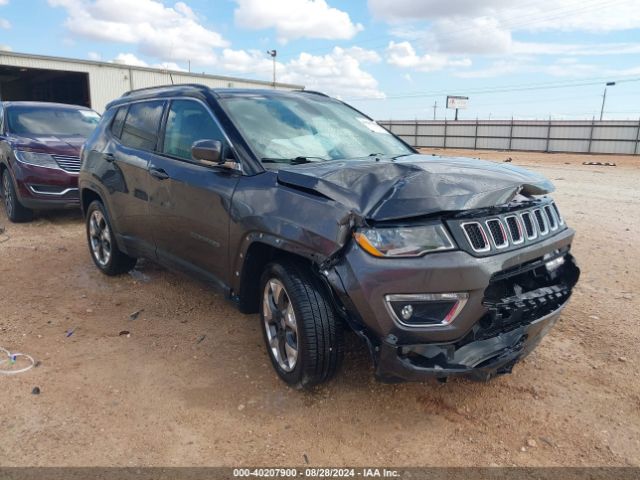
[0,101,100,222]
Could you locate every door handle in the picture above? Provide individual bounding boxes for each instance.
[103,153,115,163]
[149,166,170,180]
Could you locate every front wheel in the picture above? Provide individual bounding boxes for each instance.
[86,200,137,275]
[2,169,33,223]
[260,260,344,389]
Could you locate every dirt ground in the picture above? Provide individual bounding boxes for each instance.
[1,149,639,467]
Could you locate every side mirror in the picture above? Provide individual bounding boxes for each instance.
[191,139,223,165]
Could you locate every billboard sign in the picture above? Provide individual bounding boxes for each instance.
[446,95,469,109]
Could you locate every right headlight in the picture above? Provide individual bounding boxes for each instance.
[354,223,456,258]
[14,150,60,169]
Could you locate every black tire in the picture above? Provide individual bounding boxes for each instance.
[260,260,344,389]
[86,200,137,275]
[2,168,33,223]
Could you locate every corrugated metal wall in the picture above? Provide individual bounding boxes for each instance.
[0,51,302,112]
[379,119,640,155]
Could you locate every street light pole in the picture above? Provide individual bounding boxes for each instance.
[599,81,616,121]
[267,49,277,88]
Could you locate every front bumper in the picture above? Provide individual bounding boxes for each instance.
[12,161,80,210]
[330,226,579,382]
[375,300,565,382]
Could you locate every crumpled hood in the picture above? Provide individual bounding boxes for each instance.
[277,154,554,221]
[9,134,85,157]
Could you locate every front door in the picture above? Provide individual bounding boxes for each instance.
[147,98,240,287]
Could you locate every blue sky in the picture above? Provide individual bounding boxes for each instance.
[1,0,639,120]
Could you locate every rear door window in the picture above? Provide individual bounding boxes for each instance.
[120,101,164,151]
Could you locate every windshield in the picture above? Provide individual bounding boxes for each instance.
[219,93,413,164]
[6,105,100,137]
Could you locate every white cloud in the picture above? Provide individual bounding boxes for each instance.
[0,0,8,29]
[112,52,186,71]
[342,46,381,63]
[48,0,228,66]
[371,0,640,73]
[112,53,149,67]
[219,49,275,74]
[386,41,471,72]
[218,46,384,99]
[369,0,640,33]
[87,51,102,61]
[281,47,384,98]
[0,44,11,51]
[427,17,513,55]
[234,0,363,43]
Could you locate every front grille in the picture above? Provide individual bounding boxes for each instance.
[451,201,567,256]
[534,209,548,234]
[53,155,81,173]
[486,219,508,248]
[552,202,564,225]
[505,215,523,244]
[544,205,557,230]
[520,212,536,239]
[462,222,489,252]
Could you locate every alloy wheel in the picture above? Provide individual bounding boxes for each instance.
[89,209,112,267]
[3,173,13,218]
[262,278,299,372]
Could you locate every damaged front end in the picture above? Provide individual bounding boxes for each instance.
[267,154,580,383]
[372,249,580,383]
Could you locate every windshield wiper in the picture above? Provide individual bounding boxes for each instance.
[261,156,328,165]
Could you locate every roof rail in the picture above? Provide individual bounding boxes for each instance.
[122,83,209,97]
[298,90,329,97]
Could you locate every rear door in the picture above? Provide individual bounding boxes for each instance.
[105,100,165,257]
[147,98,241,287]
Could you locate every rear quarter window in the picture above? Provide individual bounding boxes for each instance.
[120,101,164,151]
[110,106,128,138]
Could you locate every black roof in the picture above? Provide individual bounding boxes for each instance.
[107,84,329,109]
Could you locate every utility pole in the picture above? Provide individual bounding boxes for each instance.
[600,81,616,120]
[267,49,277,88]
[432,101,437,120]
[188,60,191,73]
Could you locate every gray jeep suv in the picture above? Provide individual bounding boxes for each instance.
[79,84,579,388]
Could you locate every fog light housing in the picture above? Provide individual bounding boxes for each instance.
[544,250,566,271]
[385,293,468,327]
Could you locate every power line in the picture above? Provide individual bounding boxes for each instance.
[346,75,640,102]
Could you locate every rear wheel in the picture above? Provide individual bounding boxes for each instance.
[2,169,33,223]
[260,260,344,389]
[86,200,136,275]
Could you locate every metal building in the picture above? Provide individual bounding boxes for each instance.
[0,51,303,112]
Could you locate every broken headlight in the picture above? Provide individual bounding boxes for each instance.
[354,224,455,257]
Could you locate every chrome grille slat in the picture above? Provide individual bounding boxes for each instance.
[520,212,537,240]
[552,202,564,225]
[53,155,81,173]
[544,205,558,230]
[534,208,548,235]
[462,222,490,253]
[505,215,523,244]
[486,219,508,249]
